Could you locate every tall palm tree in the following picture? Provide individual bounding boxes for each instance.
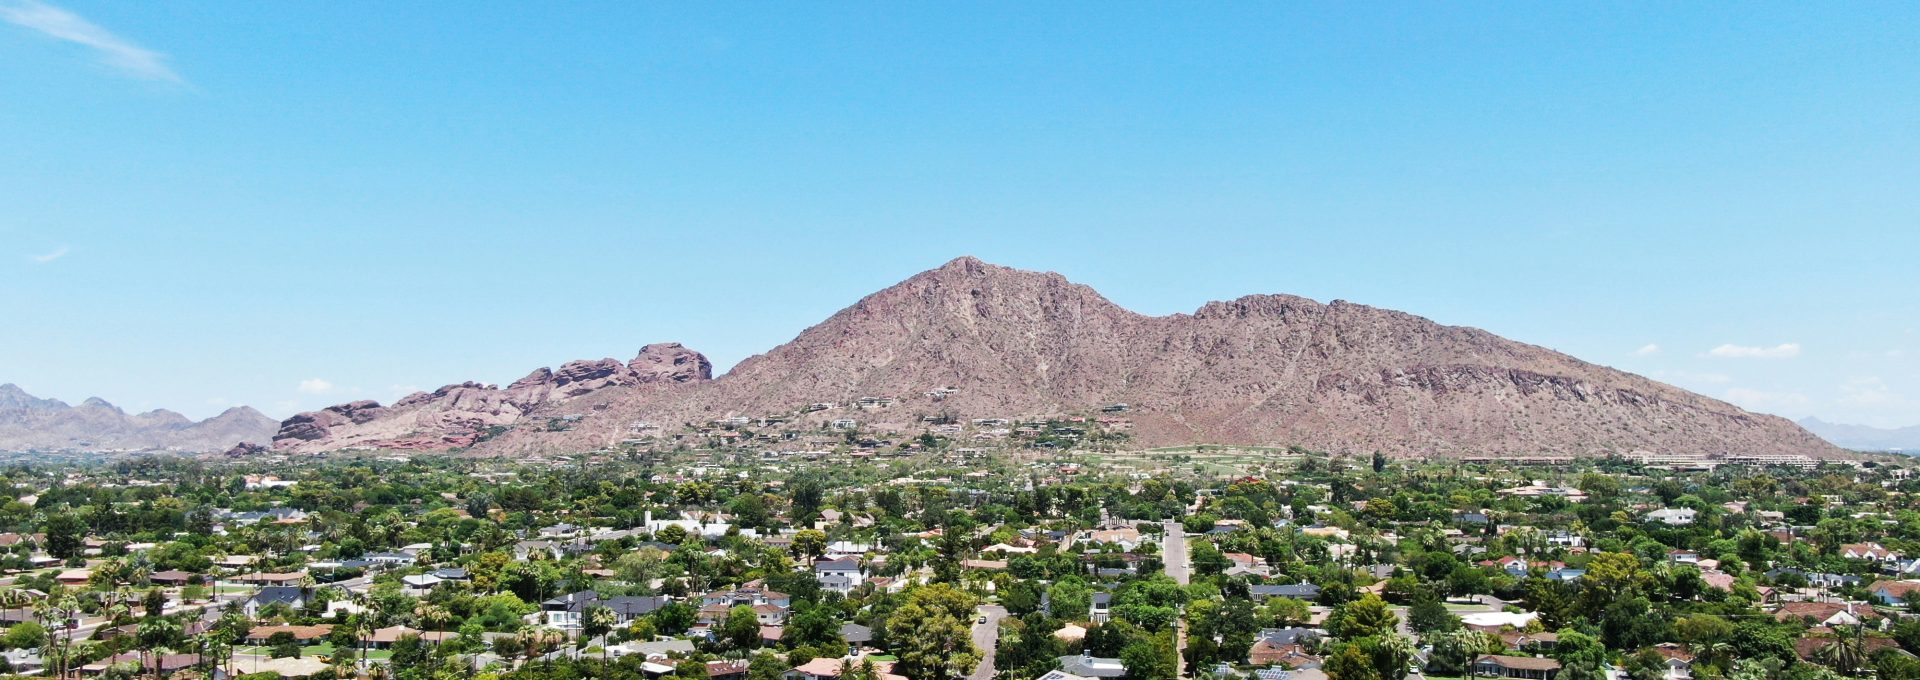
[37,594,80,680]
[585,605,619,663]
[136,617,179,680]
[414,601,450,631]
[1376,633,1420,680]
[1813,627,1868,675]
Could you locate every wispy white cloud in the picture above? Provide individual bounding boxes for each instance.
[1706,343,1801,359]
[1724,387,1809,411]
[1633,343,1661,356]
[29,245,69,263]
[1652,370,1731,385]
[1839,377,1904,409]
[296,378,334,394]
[0,0,181,82]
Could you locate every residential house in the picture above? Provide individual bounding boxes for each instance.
[784,654,905,680]
[1543,568,1586,582]
[243,586,308,618]
[1090,592,1112,623]
[1471,655,1562,680]
[1774,601,1878,627]
[703,587,792,610]
[401,574,444,594]
[1056,654,1128,678]
[1645,508,1697,526]
[1868,580,1920,606]
[814,559,864,594]
[1251,583,1322,602]
[1842,542,1903,564]
[543,591,672,628]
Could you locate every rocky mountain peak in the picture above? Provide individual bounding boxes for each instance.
[630,343,713,384]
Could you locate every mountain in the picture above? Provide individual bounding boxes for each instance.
[0,384,279,452]
[1798,417,1920,452]
[276,257,1843,458]
[270,343,711,451]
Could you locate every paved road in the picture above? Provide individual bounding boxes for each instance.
[1163,521,1190,679]
[970,604,1010,680]
[1162,521,1189,585]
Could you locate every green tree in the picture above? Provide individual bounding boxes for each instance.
[886,584,980,680]
[1407,596,1459,635]
[44,513,85,560]
[1121,631,1178,680]
[265,631,300,659]
[1329,594,1397,640]
[792,529,828,561]
[1326,644,1376,680]
[1049,578,1093,621]
[723,605,761,651]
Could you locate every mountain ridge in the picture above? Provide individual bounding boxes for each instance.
[1799,417,1920,452]
[0,384,279,453]
[276,257,1844,458]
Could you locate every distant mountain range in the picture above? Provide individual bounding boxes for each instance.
[1799,417,1920,452]
[0,384,279,453]
[274,257,1841,458]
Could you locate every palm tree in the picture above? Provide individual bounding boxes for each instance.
[136,617,179,680]
[36,594,82,680]
[1376,633,1420,680]
[1695,639,1737,669]
[585,605,619,662]
[1813,626,1868,675]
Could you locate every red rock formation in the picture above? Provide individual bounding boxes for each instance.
[272,346,712,452]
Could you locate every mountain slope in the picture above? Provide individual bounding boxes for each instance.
[0,384,278,452]
[271,343,711,451]
[280,257,1843,457]
[1799,417,1920,451]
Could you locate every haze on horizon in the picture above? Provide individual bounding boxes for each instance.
[2,3,1915,429]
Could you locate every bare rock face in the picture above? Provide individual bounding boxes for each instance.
[277,257,1842,458]
[0,384,279,452]
[273,346,712,452]
[630,343,713,384]
[223,441,270,457]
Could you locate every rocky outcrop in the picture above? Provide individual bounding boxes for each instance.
[223,441,270,457]
[629,343,713,385]
[273,345,712,452]
[0,384,279,452]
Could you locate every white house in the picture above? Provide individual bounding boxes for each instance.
[1645,508,1697,526]
[814,559,864,594]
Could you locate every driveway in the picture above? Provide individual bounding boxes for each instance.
[969,604,1010,680]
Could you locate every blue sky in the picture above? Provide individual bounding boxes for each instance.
[2,2,1916,428]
